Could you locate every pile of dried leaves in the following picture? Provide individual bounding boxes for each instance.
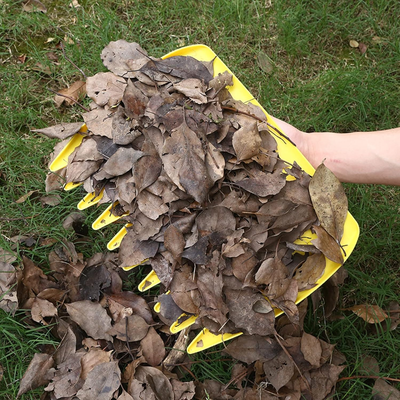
[18,40,357,398]
[35,40,348,337]
[5,246,348,400]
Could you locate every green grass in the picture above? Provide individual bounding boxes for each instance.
[0,0,399,398]
[0,311,57,400]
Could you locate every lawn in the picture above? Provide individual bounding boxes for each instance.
[1,0,399,398]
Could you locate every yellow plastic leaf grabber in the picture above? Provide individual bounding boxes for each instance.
[48,44,360,354]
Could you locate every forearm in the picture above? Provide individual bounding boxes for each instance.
[272,117,400,186]
[304,129,400,185]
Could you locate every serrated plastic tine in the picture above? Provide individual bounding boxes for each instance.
[138,269,160,292]
[186,329,243,354]
[64,182,82,191]
[107,223,133,251]
[49,130,87,172]
[77,189,104,210]
[91,202,129,230]
[121,258,149,272]
[170,314,198,333]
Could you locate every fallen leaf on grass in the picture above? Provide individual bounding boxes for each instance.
[0,262,17,313]
[257,51,274,74]
[349,40,359,48]
[15,190,38,204]
[55,80,86,107]
[22,0,47,13]
[349,304,388,323]
[372,378,400,400]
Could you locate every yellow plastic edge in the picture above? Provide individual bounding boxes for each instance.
[121,258,149,271]
[187,329,243,354]
[64,181,82,191]
[77,189,104,210]
[91,202,129,230]
[49,126,87,172]
[170,314,199,334]
[107,223,133,251]
[138,269,161,292]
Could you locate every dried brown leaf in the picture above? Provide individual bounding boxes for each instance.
[129,366,173,398]
[101,40,148,77]
[223,335,280,364]
[162,121,211,203]
[349,304,388,323]
[107,292,154,324]
[309,163,348,243]
[83,107,114,139]
[293,253,326,291]
[32,122,84,140]
[76,361,121,400]
[301,332,322,368]
[18,353,54,396]
[86,72,127,106]
[236,168,286,198]
[45,351,84,398]
[31,297,57,325]
[107,314,149,342]
[263,350,295,392]
[81,348,113,380]
[164,225,185,261]
[140,327,166,366]
[55,81,86,107]
[310,364,345,400]
[232,121,262,161]
[225,286,275,336]
[311,225,344,264]
[65,300,113,341]
[22,0,47,13]
[372,378,400,400]
[0,262,17,313]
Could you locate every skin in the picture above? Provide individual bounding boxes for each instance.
[272,117,400,186]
